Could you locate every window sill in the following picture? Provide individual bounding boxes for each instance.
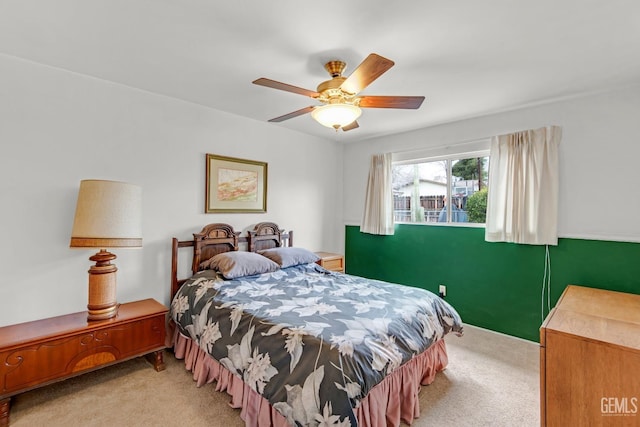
[394,221,486,228]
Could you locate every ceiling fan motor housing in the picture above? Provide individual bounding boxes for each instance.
[317,61,359,104]
[324,60,346,78]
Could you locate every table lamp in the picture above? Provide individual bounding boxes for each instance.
[70,180,142,321]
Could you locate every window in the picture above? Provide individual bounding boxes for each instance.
[392,153,489,224]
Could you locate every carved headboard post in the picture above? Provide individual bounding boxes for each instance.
[171,237,195,299]
[191,233,205,276]
[171,238,179,299]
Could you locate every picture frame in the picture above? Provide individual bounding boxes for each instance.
[205,154,267,213]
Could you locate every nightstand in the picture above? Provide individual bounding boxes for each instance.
[0,299,167,426]
[315,252,345,273]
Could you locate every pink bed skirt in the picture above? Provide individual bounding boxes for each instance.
[169,323,449,426]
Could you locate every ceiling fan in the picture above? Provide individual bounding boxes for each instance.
[253,53,425,131]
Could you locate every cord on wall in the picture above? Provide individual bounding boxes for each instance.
[541,244,552,322]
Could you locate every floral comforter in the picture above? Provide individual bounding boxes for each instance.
[170,263,463,426]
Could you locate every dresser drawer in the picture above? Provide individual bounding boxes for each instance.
[315,252,345,273]
[322,258,344,272]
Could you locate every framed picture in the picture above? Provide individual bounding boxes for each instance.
[205,154,267,213]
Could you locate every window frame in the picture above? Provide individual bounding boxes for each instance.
[392,147,490,227]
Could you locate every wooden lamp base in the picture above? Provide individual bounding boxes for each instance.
[87,249,119,321]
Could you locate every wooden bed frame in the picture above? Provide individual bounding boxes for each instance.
[170,222,292,299]
[168,221,454,427]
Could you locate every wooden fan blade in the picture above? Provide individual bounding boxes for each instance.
[268,106,315,122]
[359,95,425,109]
[342,121,359,131]
[253,78,319,98]
[340,54,395,95]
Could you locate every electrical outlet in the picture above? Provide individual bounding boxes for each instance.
[439,284,446,298]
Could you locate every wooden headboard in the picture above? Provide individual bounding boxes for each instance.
[248,221,294,252]
[170,222,293,299]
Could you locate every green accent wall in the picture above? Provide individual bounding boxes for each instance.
[345,225,640,342]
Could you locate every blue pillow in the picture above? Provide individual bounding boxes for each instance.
[258,247,320,268]
[200,251,279,279]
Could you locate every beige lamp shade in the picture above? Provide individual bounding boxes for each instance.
[311,103,362,129]
[70,180,142,248]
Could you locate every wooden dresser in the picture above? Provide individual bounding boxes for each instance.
[0,299,167,426]
[540,285,640,426]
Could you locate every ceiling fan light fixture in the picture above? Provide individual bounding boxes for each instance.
[254,53,423,130]
[311,103,362,130]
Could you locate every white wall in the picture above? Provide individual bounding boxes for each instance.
[0,54,343,326]
[344,86,640,243]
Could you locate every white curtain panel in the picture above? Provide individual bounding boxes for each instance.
[485,126,562,245]
[360,153,395,235]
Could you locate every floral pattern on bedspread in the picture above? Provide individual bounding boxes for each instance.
[171,263,463,426]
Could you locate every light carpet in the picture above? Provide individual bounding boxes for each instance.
[9,324,539,426]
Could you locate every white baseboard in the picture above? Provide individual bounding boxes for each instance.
[460,323,540,346]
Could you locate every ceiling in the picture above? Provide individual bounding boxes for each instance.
[1,1,639,143]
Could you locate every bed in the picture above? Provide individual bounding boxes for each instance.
[168,222,464,427]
